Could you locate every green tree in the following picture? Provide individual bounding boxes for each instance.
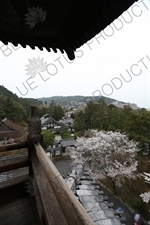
[60,125,71,139]
[107,106,122,131]
[74,111,85,132]
[12,101,27,121]
[75,99,109,131]
[52,105,65,121]
[45,101,47,108]
[48,100,56,116]
[19,98,31,118]
[121,105,133,131]
[0,106,6,120]
[41,130,55,149]
[47,100,65,121]
[124,111,150,149]
[4,100,27,123]
[37,107,49,117]
[63,133,72,139]
[70,113,75,119]
[73,99,150,152]
[93,99,109,130]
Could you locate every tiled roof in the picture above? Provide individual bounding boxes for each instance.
[0,118,24,133]
[65,163,126,224]
[77,176,126,225]
[40,114,61,126]
[0,0,138,60]
[0,118,24,140]
[60,138,76,147]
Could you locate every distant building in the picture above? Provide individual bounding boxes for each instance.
[59,117,74,127]
[60,138,77,153]
[46,138,76,158]
[40,114,61,127]
[0,118,24,141]
[40,114,74,134]
[110,101,138,110]
[40,114,62,133]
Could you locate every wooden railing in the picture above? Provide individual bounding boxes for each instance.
[0,141,29,189]
[0,106,95,225]
[0,141,29,173]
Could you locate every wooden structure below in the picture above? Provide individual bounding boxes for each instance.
[0,118,24,141]
[0,182,40,225]
[0,106,95,225]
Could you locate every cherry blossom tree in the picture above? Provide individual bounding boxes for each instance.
[140,172,150,203]
[74,130,140,193]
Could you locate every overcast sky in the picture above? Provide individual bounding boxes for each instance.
[0,0,150,109]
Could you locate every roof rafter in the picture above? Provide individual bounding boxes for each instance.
[0,0,138,60]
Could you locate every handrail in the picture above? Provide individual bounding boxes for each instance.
[0,106,95,225]
[31,153,68,225]
[0,141,28,152]
[34,143,95,225]
[0,141,29,173]
[0,156,29,173]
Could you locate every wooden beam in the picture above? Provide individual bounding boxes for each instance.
[0,156,29,173]
[35,143,95,225]
[32,155,68,225]
[0,174,28,190]
[0,142,28,152]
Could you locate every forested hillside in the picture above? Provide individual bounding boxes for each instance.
[0,85,124,125]
[38,95,119,105]
[0,85,43,125]
[74,99,150,150]
[1,84,149,149]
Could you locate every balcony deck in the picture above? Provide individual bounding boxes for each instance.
[0,178,40,225]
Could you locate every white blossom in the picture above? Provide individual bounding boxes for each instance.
[140,172,150,203]
[142,172,150,183]
[74,130,140,187]
[140,192,150,203]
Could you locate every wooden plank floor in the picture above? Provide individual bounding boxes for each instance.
[0,180,41,225]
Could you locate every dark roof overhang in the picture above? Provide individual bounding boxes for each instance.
[0,0,138,60]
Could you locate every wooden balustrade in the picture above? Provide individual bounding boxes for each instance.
[0,141,28,152]
[0,142,29,173]
[0,106,95,225]
[0,156,29,173]
[33,143,95,225]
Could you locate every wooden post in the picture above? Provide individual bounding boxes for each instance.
[27,106,43,146]
[27,105,43,176]
[27,106,45,224]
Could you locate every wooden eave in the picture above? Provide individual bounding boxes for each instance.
[0,0,138,60]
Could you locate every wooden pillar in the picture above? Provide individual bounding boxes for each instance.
[27,106,45,225]
[27,105,43,176]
